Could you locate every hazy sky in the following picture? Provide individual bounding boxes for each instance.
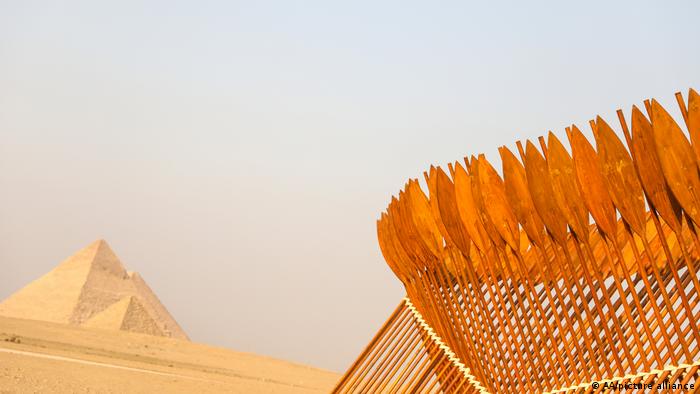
[2,1,699,372]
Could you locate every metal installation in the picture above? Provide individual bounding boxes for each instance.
[335,89,700,393]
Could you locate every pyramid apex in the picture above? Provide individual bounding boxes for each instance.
[85,238,109,249]
[86,240,128,277]
[92,238,111,251]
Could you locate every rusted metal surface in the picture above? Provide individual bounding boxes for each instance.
[336,90,700,393]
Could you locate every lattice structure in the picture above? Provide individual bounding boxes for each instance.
[337,89,700,393]
[334,298,487,393]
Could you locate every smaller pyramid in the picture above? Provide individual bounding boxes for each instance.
[83,296,164,337]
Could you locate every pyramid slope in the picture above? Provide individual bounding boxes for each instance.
[120,296,165,336]
[0,240,104,323]
[129,272,188,340]
[0,240,188,340]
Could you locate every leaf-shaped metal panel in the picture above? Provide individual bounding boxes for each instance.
[688,89,700,166]
[434,167,472,255]
[376,215,406,282]
[453,162,489,253]
[396,189,435,264]
[547,132,590,239]
[650,99,700,226]
[568,125,616,236]
[500,146,545,246]
[384,205,416,274]
[388,196,421,266]
[594,116,646,235]
[406,180,443,258]
[469,156,506,250]
[523,140,568,243]
[630,106,682,231]
[424,167,452,247]
[476,154,520,250]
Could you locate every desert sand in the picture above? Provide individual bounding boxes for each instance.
[0,315,339,393]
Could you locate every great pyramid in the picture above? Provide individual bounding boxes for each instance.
[0,240,188,340]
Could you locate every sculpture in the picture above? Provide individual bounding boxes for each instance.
[335,89,700,393]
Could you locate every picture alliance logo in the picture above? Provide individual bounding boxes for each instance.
[593,382,653,390]
[591,381,695,391]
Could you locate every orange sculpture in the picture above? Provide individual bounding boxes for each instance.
[335,89,700,393]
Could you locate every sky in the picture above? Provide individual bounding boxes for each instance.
[1,1,699,372]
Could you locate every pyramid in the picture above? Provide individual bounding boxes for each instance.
[0,240,188,340]
[83,296,164,337]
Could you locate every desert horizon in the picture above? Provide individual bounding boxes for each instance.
[0,315,339,393]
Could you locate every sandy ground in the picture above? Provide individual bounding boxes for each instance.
[0,316,340,393]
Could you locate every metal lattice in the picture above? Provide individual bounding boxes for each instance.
[337,89,700,393]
